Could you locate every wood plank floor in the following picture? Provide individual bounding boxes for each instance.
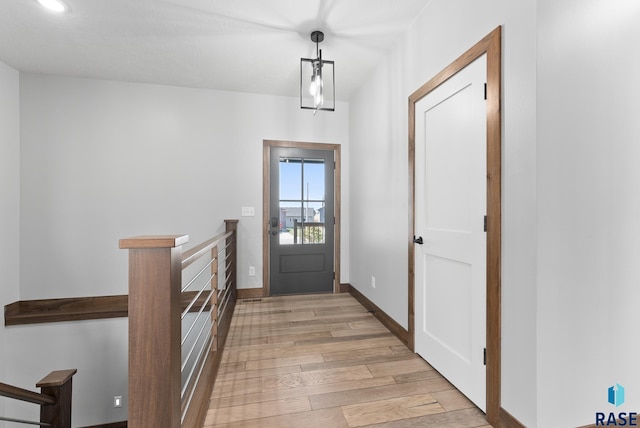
[204,293,490,428]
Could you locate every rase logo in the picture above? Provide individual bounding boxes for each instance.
[596,384,638,426]
[610,384,626,407]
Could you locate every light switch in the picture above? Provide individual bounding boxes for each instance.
[241,207,255,217]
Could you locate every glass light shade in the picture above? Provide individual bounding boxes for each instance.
[309,76,317,97]
[37,0,67,12]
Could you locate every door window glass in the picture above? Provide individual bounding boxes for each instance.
[279,156,326,245]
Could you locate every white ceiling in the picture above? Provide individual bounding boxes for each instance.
[0,0,430,101]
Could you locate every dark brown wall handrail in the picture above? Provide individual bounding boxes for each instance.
[4,295,128,326]
[4,292,211,326]
[0,382,56,405]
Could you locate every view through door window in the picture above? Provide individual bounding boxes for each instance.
[279,156,326,245]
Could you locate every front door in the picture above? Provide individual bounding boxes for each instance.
[268,146,334,295]
[414,54,487,410]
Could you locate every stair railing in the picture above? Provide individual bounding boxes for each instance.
[0,369,77,427]
[120,220,238,428]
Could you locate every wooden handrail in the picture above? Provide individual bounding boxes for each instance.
[0,369,77,428]
[120,220,238,428]
[0,382,56,406]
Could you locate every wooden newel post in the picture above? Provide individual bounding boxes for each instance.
[38,369,77,428]
[119,235,189,428]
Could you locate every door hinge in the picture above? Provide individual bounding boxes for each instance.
[484,215,487,232]
[484,348,487,365]
[484,83,487,100]
[333,272,336,279]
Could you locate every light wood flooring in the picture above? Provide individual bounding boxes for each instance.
[204,293,490,428]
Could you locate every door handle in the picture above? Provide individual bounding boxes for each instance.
[270,217,279,236]
[413,236,423,245]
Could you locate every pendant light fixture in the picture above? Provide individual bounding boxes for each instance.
[300,31,335,112]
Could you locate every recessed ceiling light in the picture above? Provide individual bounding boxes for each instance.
[37,0,68,13]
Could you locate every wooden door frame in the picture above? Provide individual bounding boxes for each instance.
[408,26,502,426]
[263,140,341,297]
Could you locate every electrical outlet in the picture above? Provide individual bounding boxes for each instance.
[371,276,376,288]
[114,396,122,408]
[248,266,255,276]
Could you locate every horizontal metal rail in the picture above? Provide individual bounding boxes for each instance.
[181,289,214,346]
[180,332,212,400]
[181,316,213,373]
[181,257,216,293]
[180,334,213,424]
[0,416,51,426]
[217,287,232,321]
[181,231,232,269]
[181,274,216,319]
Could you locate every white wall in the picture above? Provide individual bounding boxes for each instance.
[0,60,20,428]
[10,74,349,426]
[19,73,350,300]
[537,0,640,426]
[349,0,538,425]
[6,319,129,426]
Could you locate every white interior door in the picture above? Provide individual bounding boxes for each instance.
[414,54,487,411]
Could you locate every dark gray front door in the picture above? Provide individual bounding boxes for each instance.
[269,147,334,295]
